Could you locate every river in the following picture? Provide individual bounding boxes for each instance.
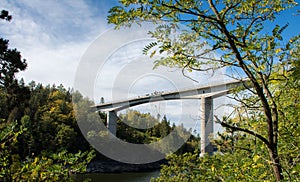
[74,171,160,182]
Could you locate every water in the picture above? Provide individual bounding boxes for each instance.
[74,171,160,182]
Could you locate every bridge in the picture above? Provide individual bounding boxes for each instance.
[92,79,249,156]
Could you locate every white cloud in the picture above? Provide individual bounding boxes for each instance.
[0,0,113,87]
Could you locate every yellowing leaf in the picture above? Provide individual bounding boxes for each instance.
[253,155,260,162]
[275,48,282,53]
[150,50,156,58]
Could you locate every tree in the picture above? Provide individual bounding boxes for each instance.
[0,10,29,121]
[1,9,27,87]
[108,1,299,180]
[159,115,170,138]
[0,39,27,88]
[0,10,12,21]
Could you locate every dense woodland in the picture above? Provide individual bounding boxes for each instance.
[0,11,199,180]
[0,80,198,181]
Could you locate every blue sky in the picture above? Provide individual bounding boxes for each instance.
[1,0,299,133]
[1,0,299,88]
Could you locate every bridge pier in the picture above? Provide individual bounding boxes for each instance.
[107,111,118,136]
[200,97,214,156]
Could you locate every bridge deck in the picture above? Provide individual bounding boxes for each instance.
[92,79,249,112]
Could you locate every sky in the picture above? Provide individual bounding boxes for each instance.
[1,0,117,88]
[1,0,299,134]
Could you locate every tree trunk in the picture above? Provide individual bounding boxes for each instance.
[268,146,283,181]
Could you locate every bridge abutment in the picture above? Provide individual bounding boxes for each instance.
[200,97,214,156]
[107,111,118,136]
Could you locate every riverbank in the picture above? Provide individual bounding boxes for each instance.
[86,159,166,173]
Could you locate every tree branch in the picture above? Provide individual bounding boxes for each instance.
[221,1,242,22]
[214,115,270,148]
[161,2,218,22]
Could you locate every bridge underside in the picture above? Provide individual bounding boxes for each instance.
[104,96,214,156]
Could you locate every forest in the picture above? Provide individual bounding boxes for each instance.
[1,10,198,180]
[0,79,198,181]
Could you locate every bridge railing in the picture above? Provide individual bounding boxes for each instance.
[93,78,250,108]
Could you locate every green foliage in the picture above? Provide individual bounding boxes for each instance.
[87,109,200,154]
[274,44,300,180]
[152,151,275,182]
[0,120,24,180]
[0,85,98,181]
[4,150,95,182]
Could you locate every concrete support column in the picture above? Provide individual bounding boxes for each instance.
[200,97,214,156]
[107,111,118,136]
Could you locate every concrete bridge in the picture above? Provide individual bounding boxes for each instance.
[92,79,248,156]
